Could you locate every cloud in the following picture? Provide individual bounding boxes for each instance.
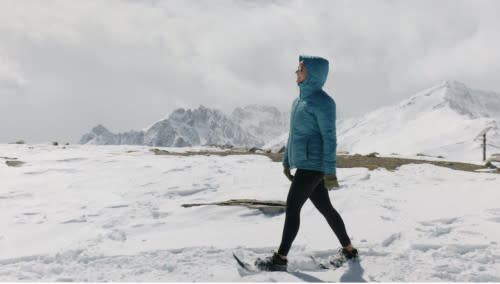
[0,0,499,143]
[0,55,26,91]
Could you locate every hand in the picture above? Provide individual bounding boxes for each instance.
[324,174,339,190]
[283,164,294,182]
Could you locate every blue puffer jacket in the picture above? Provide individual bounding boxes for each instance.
[282,55,337,175]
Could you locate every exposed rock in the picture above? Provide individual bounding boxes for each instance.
[149,147,283,162]
[208,144,234,149]
[485,161,498,169]
[365,152,379,158]
[416,153,431,157]
[249,147,264,153]
[150,148,170,155]
[6,160,25,167]
[182,199,286,215]
[0,156,17,160]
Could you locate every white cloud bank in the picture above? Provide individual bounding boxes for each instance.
[0,0,499,143]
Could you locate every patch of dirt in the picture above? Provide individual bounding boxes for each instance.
[182,199,286,215]
[150,148,499,174]
[335,154,498,173]
[5,160,25,167]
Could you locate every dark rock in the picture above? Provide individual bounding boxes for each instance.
[182,199,286,216]
[485,161,498,169]
[6,160,25,167]
[150,148,170,155]
[249,147,264,153]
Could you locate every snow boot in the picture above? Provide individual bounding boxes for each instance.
[329,248,358,267]
[255,252,288,272]
[343,248,358,259]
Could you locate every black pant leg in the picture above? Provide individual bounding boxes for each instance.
[309,179,352,247]
[278,169,324,256]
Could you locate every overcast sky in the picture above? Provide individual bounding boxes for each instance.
[1,0,499,143]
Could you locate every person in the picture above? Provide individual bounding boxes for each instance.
[255,55,357,271]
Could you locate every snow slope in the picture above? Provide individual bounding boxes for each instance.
[338,81,500,162]
[1,144,500,281]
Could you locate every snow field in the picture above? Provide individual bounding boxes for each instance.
[1,144,500,281]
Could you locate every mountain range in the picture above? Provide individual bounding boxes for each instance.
[80,81,500,162]
[80,105,289,148]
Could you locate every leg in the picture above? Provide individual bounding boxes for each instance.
[309,179,351,247]
[277,169,324,256]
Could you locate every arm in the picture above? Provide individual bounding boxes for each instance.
[282,142,289,165]
[314,100,337,174]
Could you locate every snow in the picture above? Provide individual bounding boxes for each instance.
[338,81,500,163]
[1,143,500,281]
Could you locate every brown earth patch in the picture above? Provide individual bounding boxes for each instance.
[182,199,286,215]
[150,148,499,174]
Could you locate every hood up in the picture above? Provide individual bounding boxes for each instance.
[298,55,329,98]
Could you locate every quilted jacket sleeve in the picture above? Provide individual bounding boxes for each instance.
[282,142,289,165]
[313,99,337,174]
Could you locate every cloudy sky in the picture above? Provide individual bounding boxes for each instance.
[1,0,499,143]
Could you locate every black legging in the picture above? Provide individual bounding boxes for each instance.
[278,169,351,256]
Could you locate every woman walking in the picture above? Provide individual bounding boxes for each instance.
[256,55,357,271]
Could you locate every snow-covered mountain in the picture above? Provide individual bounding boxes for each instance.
[80,81,500,162]
[338,81,500,162]
[80,125,144,146]
[80,105,289,148]
[230,105,289,146]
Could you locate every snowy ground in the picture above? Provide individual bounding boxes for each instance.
[1,144,500,282]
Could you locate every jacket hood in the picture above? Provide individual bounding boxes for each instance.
[298,55,329,97]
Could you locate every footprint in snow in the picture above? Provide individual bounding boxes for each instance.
[56,158,86,162]
[61,216,87,224]
[382,233,401,247]
[106,205,129,209]
[108,230,127,242]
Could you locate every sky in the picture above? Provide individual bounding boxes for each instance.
[1,0,500,144]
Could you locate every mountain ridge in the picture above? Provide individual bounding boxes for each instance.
[79,81,500,162]
[338,80,500,162]
[80,105,289,148]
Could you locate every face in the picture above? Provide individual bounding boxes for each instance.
[295,61,307,83]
